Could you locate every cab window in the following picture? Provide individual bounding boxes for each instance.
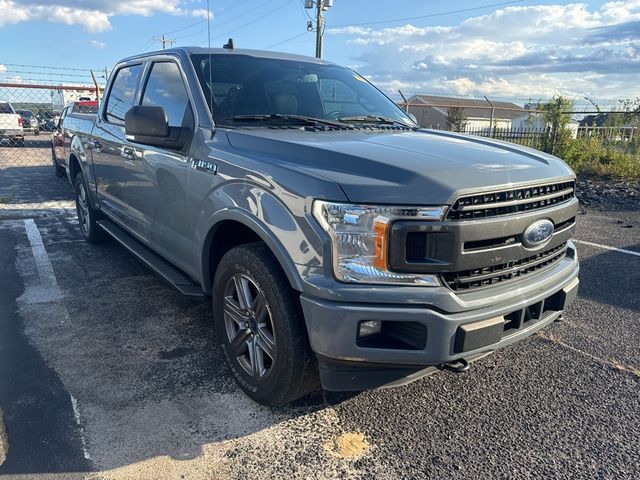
[104,64,143,125]
[141,62,193,129]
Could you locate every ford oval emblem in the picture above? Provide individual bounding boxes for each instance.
[522,219,554,248]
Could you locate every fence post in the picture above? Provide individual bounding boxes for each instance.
[398,90,409,113]
[484,96,495,138]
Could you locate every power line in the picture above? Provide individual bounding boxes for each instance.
[163,19,207,35]
[329,0,524,28]
[133,37,155,54]
[176,0,281,42]
[207,0,297,43]
[264,31,309,49]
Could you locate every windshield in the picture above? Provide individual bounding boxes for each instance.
[190,54,414,128]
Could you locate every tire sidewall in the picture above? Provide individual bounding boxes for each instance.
[213,252,296,404]
[74,172,93,241]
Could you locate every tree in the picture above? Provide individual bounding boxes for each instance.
[537,96,574,155]
[445,107,468,133]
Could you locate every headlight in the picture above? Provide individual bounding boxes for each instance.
[312,200,446,286]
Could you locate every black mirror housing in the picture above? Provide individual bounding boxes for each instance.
[125,105,169,144]
[124,105,189,150]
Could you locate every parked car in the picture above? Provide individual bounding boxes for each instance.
[38,111,57,132]
[15,109,39,135]
[0,102,25,147]
[58,48,579,406]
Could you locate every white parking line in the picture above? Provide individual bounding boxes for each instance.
[70,394,91,461]
[22,219,92,462]
[23,219,63,293]
[574,239,640,257]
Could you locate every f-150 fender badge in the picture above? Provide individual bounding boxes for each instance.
[522,219,554,249]
[190,158,218,175]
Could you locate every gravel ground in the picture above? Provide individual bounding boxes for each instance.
[0,174,638,479]
[577,175,640,211]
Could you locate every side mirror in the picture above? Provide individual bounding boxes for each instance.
[125,105,190,150]
[125,106,169,146]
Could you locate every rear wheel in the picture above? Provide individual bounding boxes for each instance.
[213,243,318,406]
[74,172,107,244]
[15,137,25,148]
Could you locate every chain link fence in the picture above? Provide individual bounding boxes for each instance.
[0,83,102,216]
[2,79,638,218]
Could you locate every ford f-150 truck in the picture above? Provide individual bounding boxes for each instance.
[59,47,579,406]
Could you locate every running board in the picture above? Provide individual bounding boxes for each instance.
[97,219,206,301]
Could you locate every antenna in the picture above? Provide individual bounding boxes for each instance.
[223,38,235,49]
[207,0,213,131]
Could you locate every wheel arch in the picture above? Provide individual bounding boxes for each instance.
[68,152,81,184]
[200,210,305,295]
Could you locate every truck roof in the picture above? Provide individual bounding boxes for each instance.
[120,47,332,66]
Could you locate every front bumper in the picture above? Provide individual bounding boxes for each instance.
[300,245,579,391]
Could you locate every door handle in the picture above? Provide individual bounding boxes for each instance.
[89,140,102,152]
[120,146,136,161]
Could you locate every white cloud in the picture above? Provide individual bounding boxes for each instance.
[190,8,213,20]
[328,1,640,99]
[0,64,6,74]
[0,0,209,32]
[90,40,106,49]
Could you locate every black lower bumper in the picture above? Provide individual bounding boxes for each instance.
[313,276,579,392]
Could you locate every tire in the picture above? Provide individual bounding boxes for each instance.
[213,243,318,406]
[74,172,107,244]
[15,137,25,148]
[52,149,65,177]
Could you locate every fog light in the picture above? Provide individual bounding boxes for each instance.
[358,320,382,338]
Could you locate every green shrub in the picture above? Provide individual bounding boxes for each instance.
[561,137,640,179]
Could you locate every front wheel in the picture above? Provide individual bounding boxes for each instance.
[213,243,318,406]
[74,172,107,244]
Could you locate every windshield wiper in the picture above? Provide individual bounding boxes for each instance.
[338,115,415,129]
[230,114,346,127]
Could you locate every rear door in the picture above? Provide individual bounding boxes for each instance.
[91,62,145,228]
[124,59,196,270]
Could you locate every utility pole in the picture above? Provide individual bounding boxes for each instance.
[315,0,324,58]
[305,0,333,59]
[154,34,175,50]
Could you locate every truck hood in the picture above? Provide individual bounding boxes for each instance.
[226,128,575,204]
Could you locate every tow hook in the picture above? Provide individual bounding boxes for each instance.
[443,358,470,373]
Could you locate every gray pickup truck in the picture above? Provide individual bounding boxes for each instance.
[59,47,579,406]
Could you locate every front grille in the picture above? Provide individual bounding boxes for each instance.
[447,181,575,220]
[442,243,568,291]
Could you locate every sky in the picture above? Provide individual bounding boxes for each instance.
[0,0,638,105]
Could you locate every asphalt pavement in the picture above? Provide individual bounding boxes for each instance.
[0,191,638,479]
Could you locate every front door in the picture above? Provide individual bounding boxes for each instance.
[124,60,196,271]
[91,62,145,229]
